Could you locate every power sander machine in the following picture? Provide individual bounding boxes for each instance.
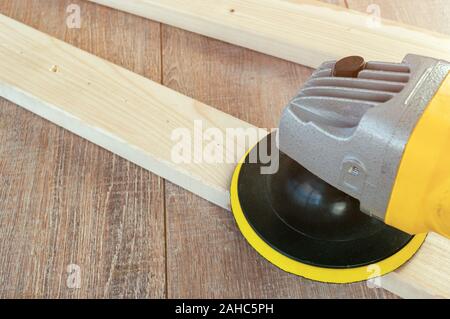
[230,54,450,283]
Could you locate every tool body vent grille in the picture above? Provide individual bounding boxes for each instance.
[290,61,411,129]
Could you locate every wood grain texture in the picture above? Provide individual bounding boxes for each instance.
[0,7,255,210]
[378,233,450,299]
[161,23,394,299]
[0,0,166,298]
[88,0,450,68]
[347,0,450,33]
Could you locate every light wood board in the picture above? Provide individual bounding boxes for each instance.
[0,12,255,212]
[347,0,450,34]
[88,0,450,68]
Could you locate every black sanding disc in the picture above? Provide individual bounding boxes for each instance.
[234,133,415,269]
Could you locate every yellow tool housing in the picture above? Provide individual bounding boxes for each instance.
[386,73,450,238]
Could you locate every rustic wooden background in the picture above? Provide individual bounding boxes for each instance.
[0,0,448,298]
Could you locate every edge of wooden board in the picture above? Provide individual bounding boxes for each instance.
[0,13,448,298]
[87,0,450,68]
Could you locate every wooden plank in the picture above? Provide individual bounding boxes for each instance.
[0,12,254,212]
[347,0,450,34]
[0,7,448,298]
[88,0,450,68]
[378,233,450,299]
[162,23,395,298]
[0,0,166,298]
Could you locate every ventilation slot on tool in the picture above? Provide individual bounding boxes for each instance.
[289,59,411,132]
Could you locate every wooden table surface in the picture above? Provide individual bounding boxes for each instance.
[0,0,448,298]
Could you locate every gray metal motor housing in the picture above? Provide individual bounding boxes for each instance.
[279,54,450,220]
